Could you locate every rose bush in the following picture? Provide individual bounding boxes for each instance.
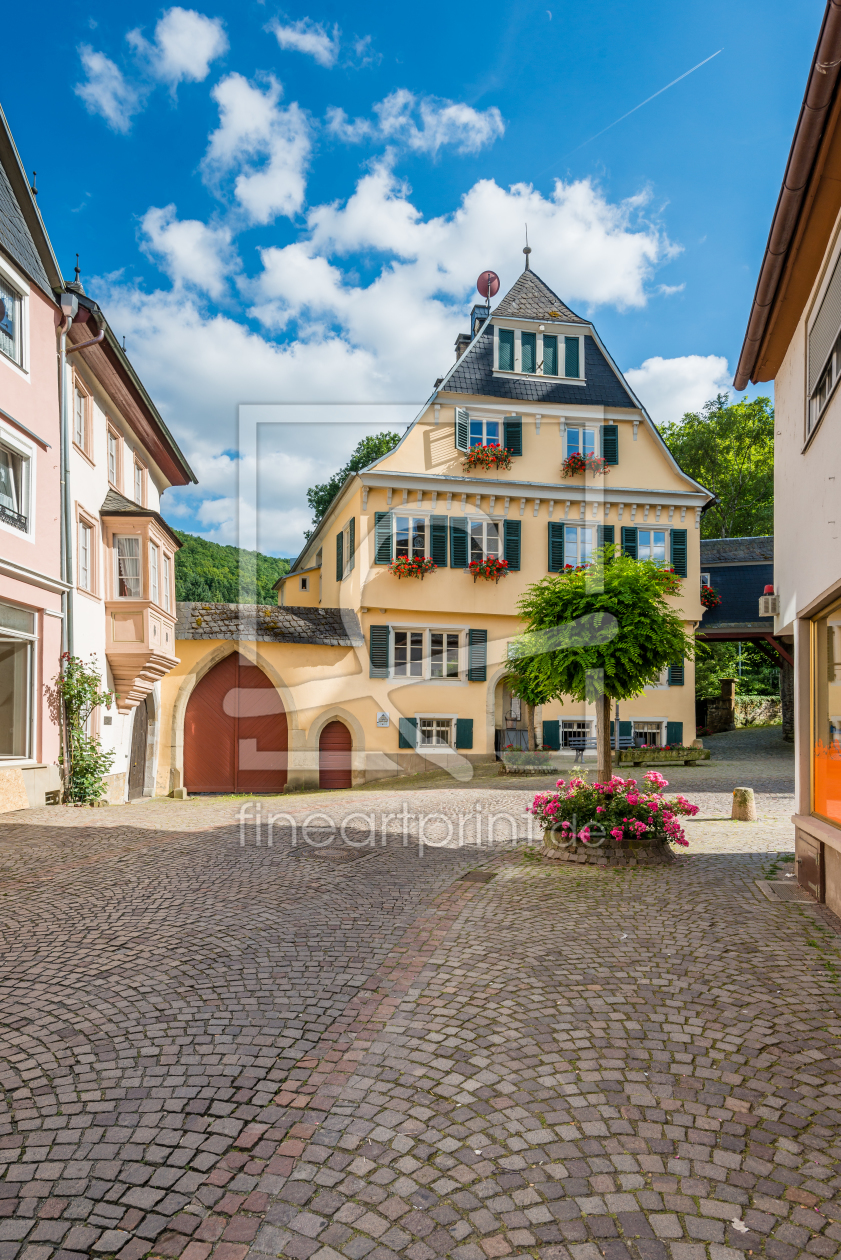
[529,770,698,848]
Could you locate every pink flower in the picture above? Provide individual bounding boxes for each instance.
[596,806,605,813]
[579,826,591,844]
[610,827,624,841]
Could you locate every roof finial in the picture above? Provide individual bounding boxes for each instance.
[523,223,532,271]
[30,172,37,198]
[74,254,81,285]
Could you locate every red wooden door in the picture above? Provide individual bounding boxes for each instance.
[319,720,352,790]
[184,654,287,793]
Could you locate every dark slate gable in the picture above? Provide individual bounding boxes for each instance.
[492,269,587,324]
[176,601,363,647]
[0,161,51,294]
[700,536,774,564]
[443,324,637,408]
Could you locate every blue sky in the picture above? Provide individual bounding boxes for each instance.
[3,0,823,555]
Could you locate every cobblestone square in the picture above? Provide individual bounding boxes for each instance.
[0,729,838,1260]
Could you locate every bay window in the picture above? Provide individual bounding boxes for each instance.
[163,554,172,612]
[116,536,142,598]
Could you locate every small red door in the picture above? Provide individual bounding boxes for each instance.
[184,654,287,793]
[319,721,352,790]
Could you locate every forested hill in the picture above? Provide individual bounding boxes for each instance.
[173,531,290,605]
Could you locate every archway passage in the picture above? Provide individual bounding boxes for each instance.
[184,654,288,793]
[319,720,352,790]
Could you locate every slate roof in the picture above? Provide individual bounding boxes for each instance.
[700,536,774,564]
[175,602,364,646]
[444,324,637,408]
[100,488,183,549]
[0,158,51,294]
[492,269,587,324]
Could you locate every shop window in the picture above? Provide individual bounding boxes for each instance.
[813,601,841,823]
[0,602,35,760]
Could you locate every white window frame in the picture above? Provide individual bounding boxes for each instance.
[562,524,597,567]
[493,322,585,382]
[107,426,121,488]
[162,553,172,612]
[0,254,30,378]
[133,460,146,506]
[560,718,594,748]
[300,576,309,591]
[78,520,92,591]
[0,426,33,540]
[149,541,160,605]
[0,602,36,762]
[393,513,430,560]
[388,626,467,682]
[636,528,668,564]
[564,426,598,459]
[633,720,665,747]
[467,416,503,449]
[115,535,142,599]
[468,518,502,564]
[416,715,457,748]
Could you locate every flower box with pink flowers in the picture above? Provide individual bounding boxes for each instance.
[529,771,699,865]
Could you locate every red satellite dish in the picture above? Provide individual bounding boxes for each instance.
[477,271,500,300]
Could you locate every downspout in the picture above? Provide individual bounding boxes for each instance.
[58,292,78,658]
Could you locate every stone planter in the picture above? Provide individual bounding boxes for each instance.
[498,763,557,776]
[617,748,710,767]
[542,832,675,866]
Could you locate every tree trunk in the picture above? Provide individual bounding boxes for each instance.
[525,703,536,752]
[597,693,612,784]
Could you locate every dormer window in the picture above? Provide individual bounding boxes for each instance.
[494,325,583,379]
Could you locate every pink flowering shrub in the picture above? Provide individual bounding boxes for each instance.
[529,771,699,848]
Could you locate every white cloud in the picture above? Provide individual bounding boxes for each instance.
[127,7,228,87]
[139,205,238,298]
[624,354,731,427]
[327,89,505,156]
[203,73,312,224]
[268,17,340,68]
[74,46,144,133]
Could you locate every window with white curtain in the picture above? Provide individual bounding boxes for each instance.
[0,278,22,366]
[78,521,92,591]
[163,554,171,612]
[149,542,159,604]
[115,536,141,598]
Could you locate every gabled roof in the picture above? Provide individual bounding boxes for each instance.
[492,269,587,325]
[443,324,637,408]
[0,103,62,296]
[100,487,183,549]
[700,536,774,564]
[175,602,363,646]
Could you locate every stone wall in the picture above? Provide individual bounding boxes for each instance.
[734,695,782,726]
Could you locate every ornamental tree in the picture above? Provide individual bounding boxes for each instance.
[511,548,696,782]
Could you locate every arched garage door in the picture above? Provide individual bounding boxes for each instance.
[184,654,287,793]
[319,721,352,790]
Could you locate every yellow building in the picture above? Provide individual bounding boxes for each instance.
[158,265,711,794]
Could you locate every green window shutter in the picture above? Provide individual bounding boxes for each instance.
[620,720,633,739]
[609,720,615,739]
[335,530,344,581]
[468,629,487,681]
[597,524,615,549]
[450,517,468,568]
[600,424,619,465]
[548,521,565,572]
[455,718,473,749]
[668,661,685,687]
[430,515,448,567]
[498,328,514,371]
[565,336,580,377]
[455,408,469,452]
[521,331,536,373]
[369,626,389,678]
[542,719,560,750]
[621,527,637,559]
[374,512,392,564]
[543,335,558,375]
[503,416,523,456]
[348,517,355,568]
[503,520,521,571]
[398,717,418,748]
[666,721,684,746]
[670,528,688,578]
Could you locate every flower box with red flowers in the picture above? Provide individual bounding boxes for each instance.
[462,443,513,472]
[388,556,438,580]
[561,452,609,478]
[700,584,722,609]
[468,556,509,583]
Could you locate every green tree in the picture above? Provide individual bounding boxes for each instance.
[306,432,402,532]
[512,550,696,782]
[173,532,289,605]
[660,393,774,539]
[695,640,779,699]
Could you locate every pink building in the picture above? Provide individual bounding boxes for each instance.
[0,106,67,809]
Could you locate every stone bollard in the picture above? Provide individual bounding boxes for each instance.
[731,787,757,822]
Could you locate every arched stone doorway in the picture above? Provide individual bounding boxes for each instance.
[184,653,288,793]
[319,720,352,790]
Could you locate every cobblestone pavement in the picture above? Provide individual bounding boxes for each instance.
[0,729,830,1260]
